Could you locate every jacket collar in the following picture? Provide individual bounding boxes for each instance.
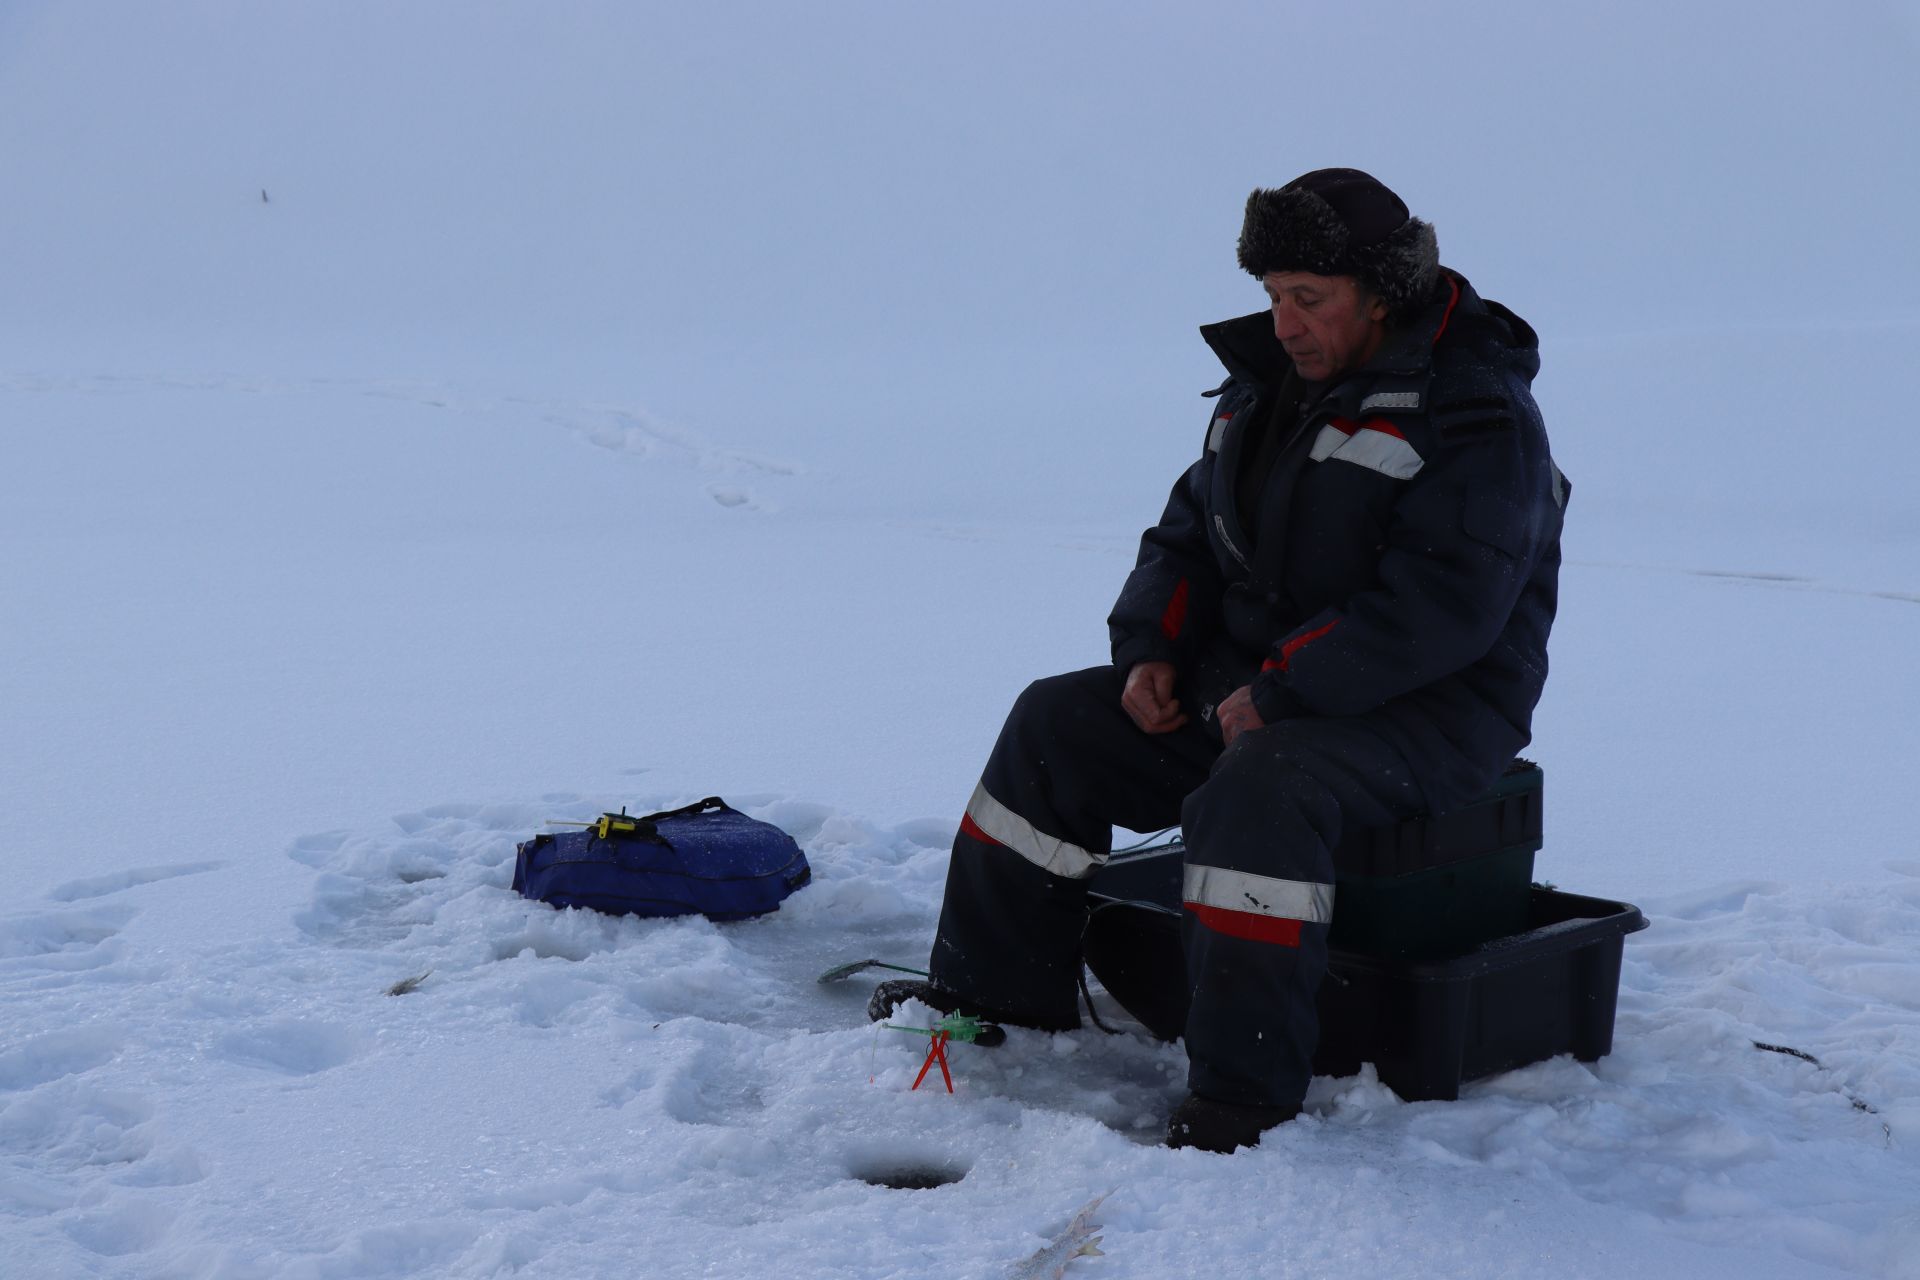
[1199,269,1475,390]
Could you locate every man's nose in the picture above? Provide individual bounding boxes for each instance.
[1272,302,1306,341]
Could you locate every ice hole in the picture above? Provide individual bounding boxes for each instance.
[845,1148,970,1191]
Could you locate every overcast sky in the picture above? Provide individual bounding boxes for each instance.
[2,2,1914,530]
[3,2,1913,363]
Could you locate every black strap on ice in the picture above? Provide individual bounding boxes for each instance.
[1752,1040,1885,1125]
[1077,965,1121,1036]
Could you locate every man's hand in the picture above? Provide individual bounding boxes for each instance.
[1216,684,1265,746]
[1122,661,1188,734]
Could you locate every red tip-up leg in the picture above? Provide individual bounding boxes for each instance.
[910,1031,954,1093]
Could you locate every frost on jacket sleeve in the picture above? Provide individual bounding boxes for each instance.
[1108,457,1223,674]
[1250,420,1560,721]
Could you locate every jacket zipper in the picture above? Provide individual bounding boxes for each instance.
[1213,513,1251,570]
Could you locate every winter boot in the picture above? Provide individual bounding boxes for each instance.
[1164,1092,1302,1153]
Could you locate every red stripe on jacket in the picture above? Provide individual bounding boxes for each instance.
[959,813,1001,847]
[1326,416,1406,440]
[1159,577,1190,641]
[1184,902,1304,946]
[1261,618,1341,673]
[1432,275,1462,345]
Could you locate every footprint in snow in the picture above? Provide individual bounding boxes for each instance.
[599,1037,768,1128]
[510,969,607,1028]
[46,861,225,903]
[0,1026,126,1094]
[287,830,350,868]
[1,1083,155,1174]
[289,807,536,949]
[0,1026,205,1252]
[60,1198,177,1258]
[0,903,136,978]
[212,1020,364,1077]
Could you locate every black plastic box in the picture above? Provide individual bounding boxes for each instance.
[1333,758,1544,876]
[1312,888,1646,1100]
[1329,761,1544,959]
[1083,884,1647,1103]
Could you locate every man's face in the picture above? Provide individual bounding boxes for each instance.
[1262,270,1391,381]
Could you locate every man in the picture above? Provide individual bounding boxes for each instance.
[877,169,1567,1153]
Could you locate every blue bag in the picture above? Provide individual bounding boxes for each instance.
[511,797,810,921]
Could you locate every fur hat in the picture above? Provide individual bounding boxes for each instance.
[1236,169,1439,321]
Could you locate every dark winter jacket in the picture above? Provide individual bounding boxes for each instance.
[1108,271,1567,804]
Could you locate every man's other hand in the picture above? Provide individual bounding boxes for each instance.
[1217,684,1265,746]
[1122,661,1188,734]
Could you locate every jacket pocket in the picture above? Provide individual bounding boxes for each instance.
[1461,491,1526,558]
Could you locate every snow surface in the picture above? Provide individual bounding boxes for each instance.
[4,3,1919,1277]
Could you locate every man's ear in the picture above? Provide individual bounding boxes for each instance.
[1365,293,1390,323]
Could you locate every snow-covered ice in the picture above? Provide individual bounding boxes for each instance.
[7,786,1918,1277]
[4,4,1919,1277]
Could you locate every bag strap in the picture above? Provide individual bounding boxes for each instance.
[637,796,728,824]
[590,797,728,842]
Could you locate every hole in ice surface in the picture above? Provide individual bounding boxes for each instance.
[845,1147,970,1191]
[851,1162,967,1191]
